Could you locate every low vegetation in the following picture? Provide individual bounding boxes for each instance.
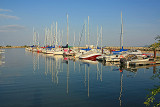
[144,35,160,107]
[144,70,160,107]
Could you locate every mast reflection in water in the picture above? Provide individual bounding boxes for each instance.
[0,48,159,107]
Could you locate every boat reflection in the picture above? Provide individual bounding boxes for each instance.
[121,64,160,74]
[0,50,5,66]
[118,64,160,106]
[119,66,123,107]
[79,59,99,65]
[32,52,40,72]
[28,50,160,105]
[102,61,120,67]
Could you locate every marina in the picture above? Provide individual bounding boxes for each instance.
[23,12,160,69]
[0,48,160,107]
[1,0,160,107]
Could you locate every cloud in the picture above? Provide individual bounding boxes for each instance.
[0,14,20,20]
[0,9,12,12]
[0,25,26,32]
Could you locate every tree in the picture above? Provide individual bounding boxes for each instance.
[150,42,160,49]
[150,35,160,49]
[149,35,160,58]
[6,45,11,47]
[144,70,160,107]
[154,35,160,42]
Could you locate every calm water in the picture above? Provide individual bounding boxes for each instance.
[0,48,160,107]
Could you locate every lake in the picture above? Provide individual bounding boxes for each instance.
[0,48,160,107]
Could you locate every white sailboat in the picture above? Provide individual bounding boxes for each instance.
[53,21,64,55]
[97,12,127,62]
[43,27,55,54]
[103,12,143,62]
[79,24,103,60]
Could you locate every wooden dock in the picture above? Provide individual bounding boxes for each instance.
[129,60,160,66]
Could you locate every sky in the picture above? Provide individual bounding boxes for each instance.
[0,0,160,47]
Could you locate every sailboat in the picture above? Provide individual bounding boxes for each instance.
[73,17,92,58]
[96,12,128,62]
[79,21,103,60]
[30,28,38,52]
[112,11,128,54]
[102,12,144,62]
[53,22,64,55]
[44,25,56,54]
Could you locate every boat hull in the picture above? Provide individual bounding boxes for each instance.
[53,51,63,55]
[79,54,101,60]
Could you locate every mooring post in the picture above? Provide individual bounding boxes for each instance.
[110,48,112,54]
[154,48,156,59]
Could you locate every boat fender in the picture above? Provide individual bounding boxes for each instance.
[120,55,123,58]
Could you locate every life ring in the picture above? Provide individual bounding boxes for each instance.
[120,55,123,58]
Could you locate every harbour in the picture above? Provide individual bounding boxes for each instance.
[1,0,160,107]
[0,48,160,107]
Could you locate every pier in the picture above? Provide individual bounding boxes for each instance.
[103,46,160,51]
[129,60,160,66]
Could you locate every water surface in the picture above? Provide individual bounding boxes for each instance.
[0,48,160,107]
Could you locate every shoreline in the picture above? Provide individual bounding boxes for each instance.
[0,46,159,52]
[0,46,26,49]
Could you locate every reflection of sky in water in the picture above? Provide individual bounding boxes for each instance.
[0,48,159,107]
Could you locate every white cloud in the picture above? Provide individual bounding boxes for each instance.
[0,14,20,20]
[0,25,26,32]
[0,9,12,12]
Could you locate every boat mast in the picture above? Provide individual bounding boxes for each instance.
[59,29,60,46]
[67,14,69,47]
[97,25,99,48]
[101,26,102,49]
[73,32,75,47]
[47,28,50,46]
[85,20,86,47]
[121,11,123,49]
[53,22,56,46]
[44,28,47,46]
[38,32,39,47]
[51,23,53,46]
[88,16,90,46]
[33,27,34,46]
[34,30,37,46]
[61,30,63,46]
[56,21,57,47]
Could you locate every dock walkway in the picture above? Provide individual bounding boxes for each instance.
[129,60,160,66]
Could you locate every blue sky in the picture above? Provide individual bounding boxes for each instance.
[0,0,160,46]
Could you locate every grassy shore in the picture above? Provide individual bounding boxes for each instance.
[0,46,26,49]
